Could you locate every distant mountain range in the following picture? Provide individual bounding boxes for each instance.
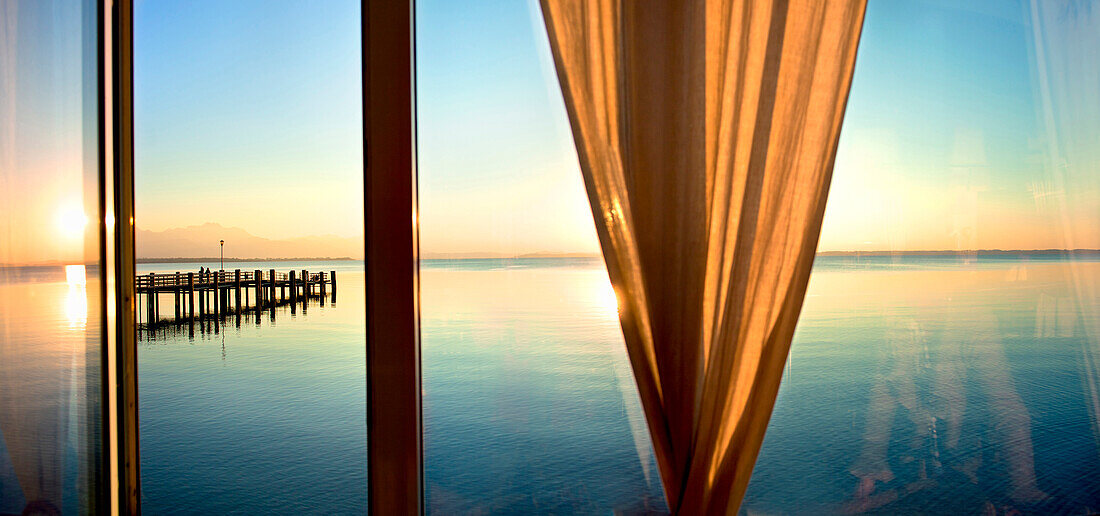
[137,223,363,260]
[133,223,1100,262]
[419,251,601,260]
[816,249,1100,257]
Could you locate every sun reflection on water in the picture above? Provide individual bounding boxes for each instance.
[65,264,86,286]
[594,276,620,314]
[64,264,87,328]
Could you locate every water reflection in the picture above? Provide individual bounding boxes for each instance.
[848,309,1047,513]
[138,267,367,513]
[0,269,100,515]
[64,265,88,328]
[2,0,103,507]
[421,261,666,514]
[744,259,1100,515]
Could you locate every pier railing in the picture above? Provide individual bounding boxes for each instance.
[135,270,328,289]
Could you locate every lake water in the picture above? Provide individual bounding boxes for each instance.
[3,256,1100,514]
[746,255,1100,515]
[134,261,368,514]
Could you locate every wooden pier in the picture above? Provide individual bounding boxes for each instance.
[136,268,337,326]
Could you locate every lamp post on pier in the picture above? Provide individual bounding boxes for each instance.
[220,240,224,271]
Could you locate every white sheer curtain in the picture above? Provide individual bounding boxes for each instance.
[540,0,866,512]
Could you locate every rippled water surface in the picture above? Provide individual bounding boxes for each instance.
[0,269,100,515]
[745,256,1100,515]
[126,257,1100,513]
[137,261,368,514]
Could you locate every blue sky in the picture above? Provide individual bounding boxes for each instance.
[128,0,1099,253]
[415,0,597,255]
[134,0,362,239]
[821,0,1054,251]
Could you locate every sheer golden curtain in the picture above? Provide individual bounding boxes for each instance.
[540,0,865,512]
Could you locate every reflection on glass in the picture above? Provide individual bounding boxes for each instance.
[0,0,103,513]
[743,1,1100,514]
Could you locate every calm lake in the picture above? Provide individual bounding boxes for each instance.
[3,256,1100,514]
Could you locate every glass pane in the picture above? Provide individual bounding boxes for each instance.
[416,1,666,513]
[0,0,104,513]
[744,1,1100,514]
[133,1,366,512]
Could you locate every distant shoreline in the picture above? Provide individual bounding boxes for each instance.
[136,249,1100,262]
[136,257,356,263]
[815,249,1100,257]
[5,250,1100,268]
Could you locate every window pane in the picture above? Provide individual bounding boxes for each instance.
[416,1,666,513]
[133,1,366,512]
[744,1,1100,513]
[0,0,104,513]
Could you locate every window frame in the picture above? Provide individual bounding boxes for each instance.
[108,0,422,514]
[363,0,422,514]
[110,0,140,512]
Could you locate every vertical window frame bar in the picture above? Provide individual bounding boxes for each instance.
[364,0,422,513]
[111,0,140,512]
[98,0,113,512]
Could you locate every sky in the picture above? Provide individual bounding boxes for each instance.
[133,0,1100,255]
[415,0,599,256]
[818,0,1100,252]
[5,0,1098,265]
[133,0,363,241]
[416,0,1100,254]
[0,0,98,266]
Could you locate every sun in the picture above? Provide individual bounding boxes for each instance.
[57,205,89,239]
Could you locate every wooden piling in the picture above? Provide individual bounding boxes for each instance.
[148,273,156,323]
[254,269,263,309]
[187,272,195,320]
[174,272,181,320]
[269,269,276,305]
[222,271,227,314]
[211,271,218,317]
[289,270,297,303]
[214,270,221,317]
[234,269,242,313]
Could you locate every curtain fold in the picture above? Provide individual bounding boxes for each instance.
[540,0,865,512]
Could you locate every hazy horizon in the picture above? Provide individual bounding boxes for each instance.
[129,221,1100,262]
[9,217,1100,266]
[9,213,1100,267]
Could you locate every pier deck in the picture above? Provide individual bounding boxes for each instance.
[136,268,337,325]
